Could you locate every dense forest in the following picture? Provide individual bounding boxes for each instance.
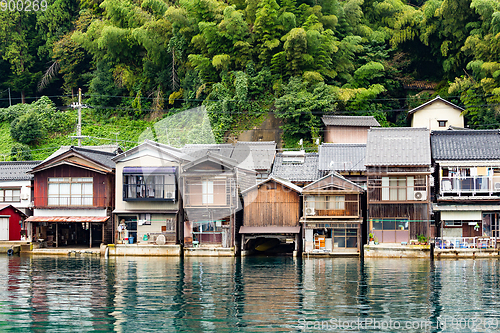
[1,0,500,153]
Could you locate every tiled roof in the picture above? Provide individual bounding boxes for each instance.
[366,128,431,166]
[322,115,380,127]
[408,96,464,115]
[0,161,41,180]
[181,144,234,159]
[431,130,500,160]
[71,147,117,169]
[271,153,321,182]
[231,141,276,171]
[37,146,117,170]
[318,143,366,172]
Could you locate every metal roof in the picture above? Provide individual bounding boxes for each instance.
[318,143,366,172]
[322,115,380,127]
[181,144,235,159]
[231,141,276,171]
[0,161,41,180]
[271,153,321,182]
[25,216,110,223]
[408,96,464,115]
[431,130,500,161]
[366,127,431,166]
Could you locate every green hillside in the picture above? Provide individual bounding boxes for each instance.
[2,0,500,155]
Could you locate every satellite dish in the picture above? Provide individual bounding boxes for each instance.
[156,234,166,245]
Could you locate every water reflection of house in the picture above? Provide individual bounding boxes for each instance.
[240,177,302,256]
[112,140,193,246]
[180,152,255,255]
[301,173,365,255]
[25,146,119,247]
[431,130,500,243]
[366,128,431,244]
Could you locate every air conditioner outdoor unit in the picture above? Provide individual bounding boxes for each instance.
[414,191,427,201]
[494,182,500,190]
[165,191,175,199]
[305,207,316,216]
[20,193,29,200]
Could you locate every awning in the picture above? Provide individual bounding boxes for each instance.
[25,216,110,223]
[433,204,500,212]
[239,226,301,234]
[441,211,482,221]
[112,210,178,214]
[123,166,177,174]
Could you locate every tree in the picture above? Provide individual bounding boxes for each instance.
[11,111,44,145]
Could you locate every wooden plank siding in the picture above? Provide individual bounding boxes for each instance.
[243,182,301,227]
[34,164,114,208]
[369,203,429,239]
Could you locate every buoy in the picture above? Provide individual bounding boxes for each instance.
[7,248,14,256]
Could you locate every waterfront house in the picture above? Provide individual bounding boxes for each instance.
[270,151,321,187]
[431,130,500,247]
[318,143,367,188]
[408,96,465,130]
[366,128,431,244]
[180,151,256,255]
[0,204,27,241]
[0,161,41,237]
[240,177,302,256]
[25,146,118,248]
[322,115,380,143]
[301,173,365,255]
[112,140,193,246]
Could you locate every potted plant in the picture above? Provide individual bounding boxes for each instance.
[374,237,379,245]
[369,232,374,242]
[417,234,428,245]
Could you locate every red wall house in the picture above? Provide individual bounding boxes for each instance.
[0,204,27,241]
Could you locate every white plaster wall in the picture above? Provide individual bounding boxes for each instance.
[0,180,32,209]
[411,100,464,130]
[34,208,108,216]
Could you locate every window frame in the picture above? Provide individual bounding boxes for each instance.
[0,187,21,202]
[123,173,176,201]
[47,177,93,206]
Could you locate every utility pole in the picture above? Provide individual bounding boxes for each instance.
[70,88,88,146]
[8,88,11,106]
[77,88,82,147]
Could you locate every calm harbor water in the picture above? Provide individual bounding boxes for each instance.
[1,255,500,332]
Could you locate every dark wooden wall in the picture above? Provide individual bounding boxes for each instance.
[243,181,300,227]
[369,203,429,239]
[34,164,114,208]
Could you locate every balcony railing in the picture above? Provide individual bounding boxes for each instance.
[440,176,500,195]
[435,237,498,249]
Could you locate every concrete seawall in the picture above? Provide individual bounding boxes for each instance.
[364,244,431,258]
[108,244,182,256]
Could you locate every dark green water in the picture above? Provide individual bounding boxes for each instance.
[1,256,500,332]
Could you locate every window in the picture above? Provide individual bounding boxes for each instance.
[306,195,345,210]
[123,174,176,200]
[381,176,424,201]
[438,120,447,127]
[48,177,93,206]
[0,188,21,202]
[202,180,214,204]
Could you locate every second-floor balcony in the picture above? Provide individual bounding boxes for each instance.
[440,176,500,196]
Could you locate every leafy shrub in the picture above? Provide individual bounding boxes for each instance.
[10,111,44,145]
